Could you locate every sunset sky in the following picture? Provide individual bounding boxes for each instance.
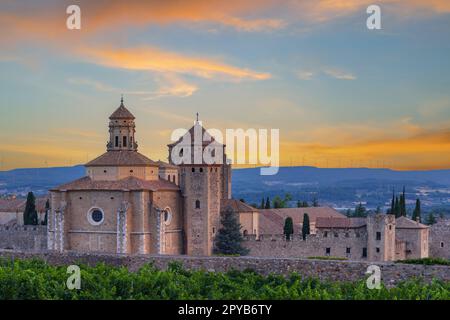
[1,0,449,171]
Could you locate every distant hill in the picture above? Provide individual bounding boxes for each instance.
[232,166,450,211]
[0,165,85,196]
[233,166,450,186]
[1,165,449,213]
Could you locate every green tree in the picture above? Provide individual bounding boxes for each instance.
[297,200,302,208]
[283,217,294,240]
[400,186,407,217]
[302,201,309,207]
[260,197,265,209]
[412,198,421,222]
[312,197,319,207]
[214,208,249,255]
[346,209,352,217]
[42,199,50,226]
[394,196,401,218]
[273,195,284,208]
[302,213,310,240]
[264,197,271,209]
[425,212,437,225]
[23,192,38,225]
[389,189,395,214]
[354,202,367,217]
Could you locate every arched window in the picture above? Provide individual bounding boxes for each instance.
[199,168,203,173]
[115,136,119,147]
[123,136,127,147]
[192,168,195,172]
[195,200,200,209]
[243,230,248,236]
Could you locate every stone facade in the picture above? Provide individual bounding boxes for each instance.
[243,230,367,260]
[169,120,231,256]
[48,100,230,257]
[0,225,47,251]
[1,251,449,286]
[430,219,450,259]
[241,214,431,262]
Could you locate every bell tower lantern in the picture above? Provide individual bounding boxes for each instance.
[107,96,138,151]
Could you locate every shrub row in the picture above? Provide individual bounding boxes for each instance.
[0,258,449,300]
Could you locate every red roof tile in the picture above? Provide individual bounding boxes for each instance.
[0,197,49,213]
[86,151,158,167]
[396,216,429,229]
[109,103,135,120]
[315,217,367,229]
[52,176,179,192]
[221,199,257,213]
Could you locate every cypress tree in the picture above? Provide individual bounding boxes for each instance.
[265,197,271,209]
[302,201,309,208]
[390,189,395,215]
[400,186,406,217]
[394,196,400,218]
[297,200,301,208]
[214,208,249,255]
[23,192,38,225]
[42,199,50,225]
[302,213,310,240]
[260,197,265,209]
[283,217,294,240]
[412,198,421,222]
[425,212,436,225]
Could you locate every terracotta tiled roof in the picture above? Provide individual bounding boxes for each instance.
[258,207,346,234]
[0,198,49,213]
[396,216,429,229]
[109,103,135,120]
[0,199,25,212]
[157,160,179,170]
[315,217,367,229]
[259,210,285,234]
[168,122,221,147]
[86,151,158,167]
[221,199,257,213]
[51,176,179,192]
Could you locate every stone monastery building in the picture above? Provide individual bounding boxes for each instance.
[48,99,432,261]
[49,98,232,256]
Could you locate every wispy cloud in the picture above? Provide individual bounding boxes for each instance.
[68,75,198,100]
[297,70,315,80]
[143,74,198,100]
[296,67,356,80]
[323,68,356,80]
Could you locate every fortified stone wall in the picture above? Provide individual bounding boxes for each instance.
[243,229,368,261]
[0,225,47,252]
[430,219,450,259]
[0,251,448,286]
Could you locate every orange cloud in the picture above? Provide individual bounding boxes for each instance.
[279,128,450,170]
[77,46,271,81]
[2,0,449,45]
